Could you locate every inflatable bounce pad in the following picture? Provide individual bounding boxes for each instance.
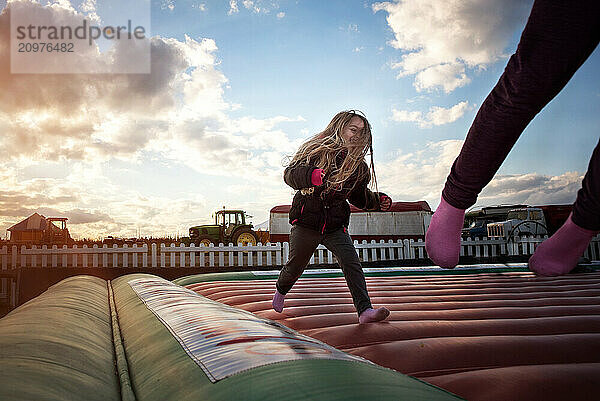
[177,268,600,401]
[0,273,461,401]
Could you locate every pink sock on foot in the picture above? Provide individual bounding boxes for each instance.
[272,290,285,313]
[529,214,598,276]
[358,307,390,324]
[425,196,465,268]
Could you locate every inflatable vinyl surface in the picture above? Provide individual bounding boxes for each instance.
[0,273,462,401]
[178,268,600,401]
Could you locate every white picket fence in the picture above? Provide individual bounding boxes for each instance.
[2,235,600,304]
[0,246,13,306]
[1,235,600,272]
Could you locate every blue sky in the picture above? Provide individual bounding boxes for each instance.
[0,0,598,239]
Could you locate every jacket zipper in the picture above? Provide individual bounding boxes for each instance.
[322,205,328,234]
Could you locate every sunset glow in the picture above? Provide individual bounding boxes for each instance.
[1,0,598,240]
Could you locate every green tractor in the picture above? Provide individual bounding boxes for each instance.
[189,209,259,247]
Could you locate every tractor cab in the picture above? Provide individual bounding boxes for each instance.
[45,217,73,244]
[216,210,246,236]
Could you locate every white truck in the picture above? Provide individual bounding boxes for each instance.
[486,207,548,238]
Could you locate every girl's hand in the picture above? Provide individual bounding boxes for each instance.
[311,169,325,186]
[379,195,392,211]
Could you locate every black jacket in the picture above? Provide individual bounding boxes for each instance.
[284,159,386,234]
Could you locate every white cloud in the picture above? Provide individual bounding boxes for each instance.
[427,102,471,126]
[193,3,207,12]
[377,141,582,210]
[478,171,582,207]
[229,0,282,16]
[161,0,175,11]
[391,101,471,128]
[415,64,470,93]
[342,23,359,33]
[228,0,239,15]
[45,0,76,13]
[0,1,303,238]
[0,164,212,240]
[78,0,100,24]
[0,3,298,169]
[242,0,260,13]
[378,140,464,205]
[390,109,422,124]
[373,0,533,92]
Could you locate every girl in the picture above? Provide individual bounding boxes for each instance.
[272,110,392,324]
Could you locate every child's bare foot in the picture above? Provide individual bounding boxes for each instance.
[359,307,390,324]
[272,290,285,313]
[425,197,465,268]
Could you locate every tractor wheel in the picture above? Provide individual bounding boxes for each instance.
[195,236,214,247]
[233,228,258,246]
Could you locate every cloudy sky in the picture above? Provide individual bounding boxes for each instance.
[0,0,598,240]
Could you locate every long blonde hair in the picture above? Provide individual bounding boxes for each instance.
[288,110,379,195]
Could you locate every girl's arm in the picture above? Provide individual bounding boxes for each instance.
[348,162,389,211]
[283,164,320,190]
[348,185,387,211]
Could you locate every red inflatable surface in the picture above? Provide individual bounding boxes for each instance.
[186,270,600,401]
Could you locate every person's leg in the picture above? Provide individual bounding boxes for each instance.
[322,228,389,323]
[529,139,600,275]
[444,0,600,209]
[273,225,321,312]
[427,0,600,268]
[572,138,600,232]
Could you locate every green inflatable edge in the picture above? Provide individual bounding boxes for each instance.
[0,276,121,401]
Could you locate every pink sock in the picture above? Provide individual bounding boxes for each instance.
[529,214,598,276]
[358,307,390,324]
[425,196,465,268]
[272,290,285,313]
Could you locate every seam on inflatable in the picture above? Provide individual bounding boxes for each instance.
[108,280,137,401]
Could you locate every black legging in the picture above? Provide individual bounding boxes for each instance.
[442,0,600,230]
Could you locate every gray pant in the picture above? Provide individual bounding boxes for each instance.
[276,225,373,315]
